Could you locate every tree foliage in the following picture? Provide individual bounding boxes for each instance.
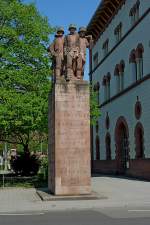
[0,0,53,152]
[90,86,101,125]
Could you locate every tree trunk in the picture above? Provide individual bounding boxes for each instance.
[23,144,30,156]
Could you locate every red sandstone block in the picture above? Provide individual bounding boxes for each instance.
[48,81,91,196]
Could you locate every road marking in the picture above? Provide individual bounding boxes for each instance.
[128,210,150,212]
[0,213,45,216]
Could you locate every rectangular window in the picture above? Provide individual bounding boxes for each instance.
[93,52,98,68]
[102,39,109,57]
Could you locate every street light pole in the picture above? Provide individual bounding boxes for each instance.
[4,142,8,171]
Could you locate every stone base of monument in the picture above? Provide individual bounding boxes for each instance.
[36,188,107,201]
[48,79,91,196]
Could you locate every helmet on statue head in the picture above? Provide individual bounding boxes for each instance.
[68,24,77,31]
[56,27,64,34]
[78,27,87,33]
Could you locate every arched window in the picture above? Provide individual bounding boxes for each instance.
[114,64,120,93]
[134,122,145,159]
[119,60,125,91]
[102,76,107,101]
[106,73,111,100]
[93,52,98,68]
[102,39,109,57]
[115,116,130,172]
[96,82,100,105]
[135,97,142,120]
[105,112,110,130]
[129,0,140,25]
[114,61,125,93]
[102,73,111,102]
[114,22,122,43]
[95,135,100,160]
[136,43,144,80]
[96,120,99,133]
[105,133,111,160]
[129,49,137,82]
[93,82,100,105]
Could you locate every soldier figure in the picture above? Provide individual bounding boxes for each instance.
[77,27,93,80]
[48,27,65,82]
[64,24,80,81]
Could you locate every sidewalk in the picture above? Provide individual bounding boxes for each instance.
[0,176,150,213]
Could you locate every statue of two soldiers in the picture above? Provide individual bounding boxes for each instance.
[48,24,92,82]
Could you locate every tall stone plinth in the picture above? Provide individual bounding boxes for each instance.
[48,80,91,195]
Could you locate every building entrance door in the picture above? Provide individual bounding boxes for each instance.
[120,127,129,172]
[115,117,130,174]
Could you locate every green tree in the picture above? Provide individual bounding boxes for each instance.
[0,0,53,153]
[90,86,101,125]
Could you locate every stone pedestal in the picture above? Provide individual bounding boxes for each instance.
[48,80,91,195]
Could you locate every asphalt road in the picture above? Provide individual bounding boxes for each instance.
[0,209,150,225]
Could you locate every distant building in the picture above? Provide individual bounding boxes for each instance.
[87,0,150,179]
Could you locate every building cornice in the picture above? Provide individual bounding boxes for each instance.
[87,0,126,41]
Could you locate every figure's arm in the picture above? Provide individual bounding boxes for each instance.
[85,35,93,49]
[64,36,68,56]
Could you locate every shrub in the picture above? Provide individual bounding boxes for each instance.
[38,156,48,180]
[11,152,40,176]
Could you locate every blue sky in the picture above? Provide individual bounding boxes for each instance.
[23,0,100,79]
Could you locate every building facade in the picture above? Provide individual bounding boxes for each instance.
[87,0,150,179]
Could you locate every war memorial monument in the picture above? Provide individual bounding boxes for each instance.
[48,25,93,196]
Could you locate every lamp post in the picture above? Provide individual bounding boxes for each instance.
[4,142,8,171]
